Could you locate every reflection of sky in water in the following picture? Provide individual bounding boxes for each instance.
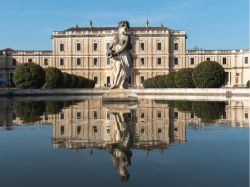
[0,99,249,187]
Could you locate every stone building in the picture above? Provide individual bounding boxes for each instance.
[0,22,249,87]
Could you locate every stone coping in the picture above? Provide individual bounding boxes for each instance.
[0,88,249,98]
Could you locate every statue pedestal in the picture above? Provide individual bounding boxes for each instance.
[102,89,138,103]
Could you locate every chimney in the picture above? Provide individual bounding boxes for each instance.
[160,23,164,28]
[146,19,149,28]
[89,20,93,28]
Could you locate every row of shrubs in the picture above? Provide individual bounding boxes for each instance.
[143,61,226,88]
[13,62,95,89]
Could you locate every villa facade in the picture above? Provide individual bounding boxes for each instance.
[0,23,249,87]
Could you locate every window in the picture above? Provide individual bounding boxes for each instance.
[245,113,249,119]
[236,73,240,76]
[190,58,194,65]
[44,59,48,66]
[191,113,194,119]
[60,43,64,52]
[174,43,178,51]
[107,112,111,120]
[76,43,81,51]
[245,57,248,64]
[93,58,98,66]
[94,76,98,84]
[174,58,178,65]
[76,58,81,66]
[223,58,227,65]
[157,58,162,65]
[60,58,64,66]
[158,128,162,133]
[94,111,98,119]
[141,128,145,133]
[141,112,145,119]
[157,112,162,118]
[107,129,110,134]
[44,113,48,121]
[174,112,178,119]
[28,59,32,63]
[12,59,16,66]
[157,42,162,50]
[128,76,132,84]
[140,42,145,51]
[207,57,211,61]
[107,76,110,86]
[140,58,145,65]
[106,43,110,50]
[140,76,144,83]
[77,126,81,134]
[93,126,98,133]
[107,58,110,65]
[76,112,81,119]
[60,126,65,135]
[93,43,98,51]
[60,113,64,120]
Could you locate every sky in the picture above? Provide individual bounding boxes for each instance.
[0,0,248,50]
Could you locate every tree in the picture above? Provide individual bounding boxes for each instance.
[162,72,176,88]
[175,68,195,88]
[192,61,225,88]
[43,67,63,88]
[247,80,250,88]
[13,62,45,88]
[62,72,72,88]
[70,74,79,88]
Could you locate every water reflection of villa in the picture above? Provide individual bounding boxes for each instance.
[0,98,249,181]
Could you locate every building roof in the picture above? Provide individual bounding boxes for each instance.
[64,26,173,32]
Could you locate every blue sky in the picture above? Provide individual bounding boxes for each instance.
[0,0,248,50]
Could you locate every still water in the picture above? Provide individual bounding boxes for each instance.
[0,98,249,187]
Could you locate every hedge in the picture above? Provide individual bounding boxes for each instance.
[13,62,45,88]
[192,61,225,88]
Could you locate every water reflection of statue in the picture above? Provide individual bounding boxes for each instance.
[108,112,133,182]
[106,21,133,89]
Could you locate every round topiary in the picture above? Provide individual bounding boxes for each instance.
[62,72,72,88]
[247,80,250,88]
[13,62,45,88]
[175,68,195,88]
[43,67,63,88]
[192,61,225,88]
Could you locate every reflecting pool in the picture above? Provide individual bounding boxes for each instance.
[0,97,249,187]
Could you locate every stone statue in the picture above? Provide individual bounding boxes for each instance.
[106,21,133,89]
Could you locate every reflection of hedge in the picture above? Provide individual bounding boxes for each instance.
[175,68,195,88]
[45,101,64,114]
[13,100,81,123]
[157,100,226,123]
[13,101,45,123]
[143,72,176,88]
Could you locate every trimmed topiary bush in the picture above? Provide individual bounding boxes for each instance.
[247,80,250,88]
[13,62,45,88]
[192,61,225,88]
[162,72,176,88]
[62,72,72,88]
[43,67,63,88]
[143,72,176,88]
[175,68,195,88]
[70,74,79,88]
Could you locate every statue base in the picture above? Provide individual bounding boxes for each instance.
[102,89,138,103]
